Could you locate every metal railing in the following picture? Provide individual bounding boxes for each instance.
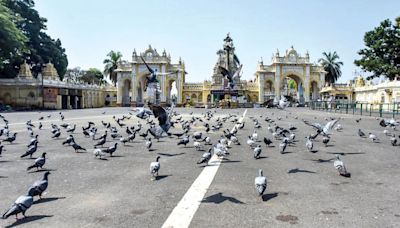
[309,101,400,118]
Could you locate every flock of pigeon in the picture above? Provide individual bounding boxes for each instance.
[0,106,399,223]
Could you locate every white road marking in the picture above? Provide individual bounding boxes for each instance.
[161,155,222,228]
[162,109,247,228]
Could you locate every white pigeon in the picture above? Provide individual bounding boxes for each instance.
[194,141,202,151]
[149,156,161,180]
[334,155,350,177]
[306,136,313,152]
[251,130,258,141]
[255,169,267,197]
[204,136,211,145]
[93,148,105,159]
[368,133,379,142]
[247,136,256,148]
[334,124,343,131]
[253,145,262,159]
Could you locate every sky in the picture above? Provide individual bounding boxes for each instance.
[35,0,400,83]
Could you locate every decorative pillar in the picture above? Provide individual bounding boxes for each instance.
[274,67,281,98]
[116,72,122,106]
[304,66,310,102]
[258,74,265,103]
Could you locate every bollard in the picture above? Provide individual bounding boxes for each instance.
[360,103,363,115]
[379,104,383,117]
[369,104,372,116]
[346,104,348,114]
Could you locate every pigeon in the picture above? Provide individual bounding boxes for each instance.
[334,155,350,177]
[263,137,273,147]
[62,135,75,145]
[52,130,61,139]
[102,143,118,156]
[279,138,288,154]
[177,136,190,147]
[304,119,338,136]
[146,138,152,151]
[358,129,366,138]
[94,138,106,148]
[197,148,212,165]
[0,145,3,156]
[38,122,43,130]
[72,142,86,152]
[27,152,46,171]
[306,136,313,152]
[27,135,39,147]
[251,130,258,141]
[368,133,379,142]
[322,136,330,147]
[247,136,256,148]
[253,145,262,159]
[27,171,51,199]
[21,141,38,158]
[2,191,34,219]
[93,148,105,159]
[120,137,129,145]
[194,141,202,151]
[255,169,267,197]
[390,135,398,146]
[66,124,76,133]
[150,156,161,180]
[3,132,17,143]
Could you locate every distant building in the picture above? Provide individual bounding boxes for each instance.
[0,61,116,110]
[320,76,400,104]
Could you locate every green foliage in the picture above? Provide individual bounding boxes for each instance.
[0,1,28,75]
[319,51,343,85]
[0,0,68,78]
[81,68,104,85]
[103,50,122,86]
[355,17,400,80]
[288,79,296,90]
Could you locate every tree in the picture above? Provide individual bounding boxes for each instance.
[0,1,28,76]
[1,0,68,78]
[81,68,104,85]
[319,51,343,85]
[355,17,400,81]
[103,50,122,86]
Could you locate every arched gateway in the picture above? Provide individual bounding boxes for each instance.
[115,46,186,106]
[255,46,326,104]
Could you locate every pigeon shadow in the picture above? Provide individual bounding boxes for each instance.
[157,152,185,157]
[310,158,334,163]
[262,192,279,202]
[155,174,171,181]
[5,215,53,228]
[325,144,335,147]
[29,168,57,173]
[310,150,319,153]
[0,160,11,163]
[33,197,66,205]
[201,192,244,204]
[220,158,241,163]
[148,149,157,152]
[326,152,365,156]
[255,156,268,160]
[109,155,124,158]
[281,151,293,154]
[0,176,7,178]
[288,168,316,174]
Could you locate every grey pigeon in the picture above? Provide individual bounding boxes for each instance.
[2,191,34,219]
[21,141,38,158]
[197,147,212,165]
[27,171,51,199]
[27,152,46,171]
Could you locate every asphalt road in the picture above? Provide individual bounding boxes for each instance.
[0,107,399,228]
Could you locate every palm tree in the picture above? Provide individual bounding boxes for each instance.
[103,51,122,86]
[318,51,343,85]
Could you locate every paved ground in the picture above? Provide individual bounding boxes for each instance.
[0,107,399,228]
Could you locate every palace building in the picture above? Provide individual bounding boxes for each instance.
[0,34,330,110]
[115,34,327,108]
